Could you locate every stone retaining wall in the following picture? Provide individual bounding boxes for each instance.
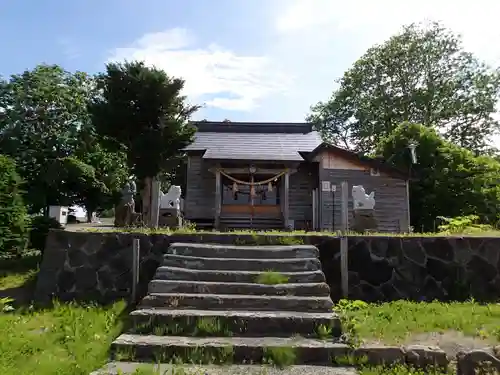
[345,236,500,302]
[34,230,500,303]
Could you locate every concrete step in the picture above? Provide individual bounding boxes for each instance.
[162,254,321,272]
[111,334,351,366]
[129,309,341,338]
[167,242,319,259]
[148,280,331,297]
[92,362,357,375]
[154,267,326,283]
[139,293,334,312]
[92,362,358,375]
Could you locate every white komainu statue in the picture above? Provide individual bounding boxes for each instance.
[160,185,182,210]
[352,185,375,210]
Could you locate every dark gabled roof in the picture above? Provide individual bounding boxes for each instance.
[303,143,412,180]
[184,121,322,162]
[191,121,313,134]
[184,122,412,179]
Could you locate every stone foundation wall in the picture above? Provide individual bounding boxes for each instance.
[34,230,500,303]
[345,236,500,302]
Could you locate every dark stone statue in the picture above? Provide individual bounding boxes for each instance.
[114,179,137,227]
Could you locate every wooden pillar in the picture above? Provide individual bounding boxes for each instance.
[283,170,290,229]
[150,177,161,228]
[215,169,221,230]
[340,181,349,298]
[405,180,411,232]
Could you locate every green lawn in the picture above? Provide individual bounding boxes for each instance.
[0,300,126,375]
[335,299,500,346]
[0,254,40,290]
[0,255,128,375]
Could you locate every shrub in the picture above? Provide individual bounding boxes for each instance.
[98,208,115,218]
[0,155,29,255]
[437,215,494,234]
[29,215,62,252]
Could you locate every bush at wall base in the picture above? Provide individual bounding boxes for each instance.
[29,216,62,253]
[0,154,29,255]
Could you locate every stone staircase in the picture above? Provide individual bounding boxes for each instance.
[108,242,348,372]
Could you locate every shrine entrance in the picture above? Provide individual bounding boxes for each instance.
[221,173,281,218]
[213,166,290,230]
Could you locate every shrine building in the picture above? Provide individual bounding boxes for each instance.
[182,121,410,232]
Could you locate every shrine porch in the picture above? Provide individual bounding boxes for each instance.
[184,159,319,231]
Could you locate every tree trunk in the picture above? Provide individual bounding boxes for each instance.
[84,203,95,223]
[141,177,152,227]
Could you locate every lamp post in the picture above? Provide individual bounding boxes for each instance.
[406,141,418,233]
[408,142,418,164]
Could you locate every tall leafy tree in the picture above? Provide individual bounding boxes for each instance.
[309,22,500,153]
[0,64,129,218]
[89,61,198,225]
[0,64,93,212]
[72,123,130,220]
[376,122,500,231]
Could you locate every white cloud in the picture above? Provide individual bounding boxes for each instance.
[273,0,500,146]
[107,28,289,111]
[275,0,500,65]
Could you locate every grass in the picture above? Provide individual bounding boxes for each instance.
[255,270,289,285]
[0,299,127,375]
[335,299,500,345]
[0,254,129,375]
[0,268,37,290]
[80,224,500,238]
[0,253,41,290]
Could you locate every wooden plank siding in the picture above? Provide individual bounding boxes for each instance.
[319,168,409,233]
[185,155,216,220]
[288,163,319,230]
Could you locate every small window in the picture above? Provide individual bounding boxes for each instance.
[370,168,380,176]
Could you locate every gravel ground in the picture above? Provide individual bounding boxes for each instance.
[64,217,115,231]
[91,362,358,375]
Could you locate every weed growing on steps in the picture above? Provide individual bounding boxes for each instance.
[132,317,234,337]
[358,364,453,375]
[315,323,333,340]
[117,364,207,374]
[114,346,137,361]
[164,346,234,365]
[120,345,296,369]
[194,317,232,337]
[262,346,297,368]
[332,354,368,367]
[152,323,185,336]
[332,354,453,374]
[255,270,289,285]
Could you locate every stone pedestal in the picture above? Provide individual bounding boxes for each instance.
[114,202,135,227]
[159,208,182,229]
[352,209,378,232]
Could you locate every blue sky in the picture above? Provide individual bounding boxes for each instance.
[1,0,500,145]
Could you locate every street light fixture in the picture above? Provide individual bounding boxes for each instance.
[408,142,418,164]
